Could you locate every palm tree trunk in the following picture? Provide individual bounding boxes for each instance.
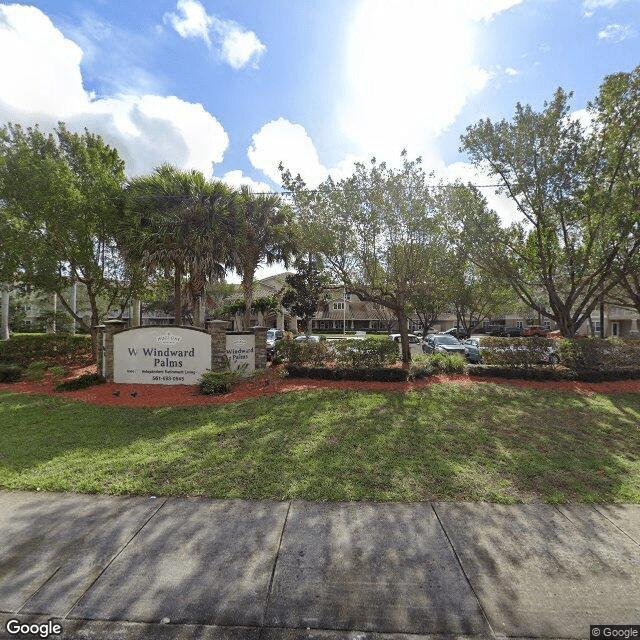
[174,264,182,326]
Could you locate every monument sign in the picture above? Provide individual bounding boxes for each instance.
[225,333,256,373]
[113,327,211,385]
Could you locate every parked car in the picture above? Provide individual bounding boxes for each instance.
[422,334,467,357]
[462,339,481,363]
[522,325,549,337]
[389,333,421,344]
[466,336,559,365]
[443,326,468,339]
[294,334,325,342]
[486,325,523,337]
[266,328,284,359]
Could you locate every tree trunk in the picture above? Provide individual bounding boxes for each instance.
[174,265,182,326]
[1,285,10,341]
[242,273,253,331]
[396,307,412,366]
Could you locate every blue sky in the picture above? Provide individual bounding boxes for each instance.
[1,0,639,247]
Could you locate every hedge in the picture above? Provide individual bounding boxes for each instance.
[478,337,558,368]
[557,337,640,371]
[0,334,93,368]
[285,365,409,382]
[469,364,640,383]
[0,364,23,383]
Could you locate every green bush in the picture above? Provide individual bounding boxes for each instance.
[479,337,558,368]
[24,360,48,382]
[55,373,106,391]
[285,364,409,382]
[0,334,93,368]
[332,338,399,368]
[558,337,640,371]
[275,339,330,366]
[409,353,467,379]
[0,364,23,383]
[198,368,245,395]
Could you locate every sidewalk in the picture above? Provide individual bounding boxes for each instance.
[0,491,638,639]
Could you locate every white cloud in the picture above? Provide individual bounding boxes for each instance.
[598,23,636,42]
[584,0,623,10]
[0,4,87,116]
[504,66,520,76]
[164,0,266,69]
[0,4,228,178]
[247,118,361,188]
[341,0,522,164]
[219,170,272,192]
[164,0,212,46]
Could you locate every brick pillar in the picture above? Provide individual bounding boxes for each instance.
[208,320,229,370]
[252,325,267,370]
[102,319,127,382]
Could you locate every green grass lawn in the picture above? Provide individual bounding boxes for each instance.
[1,384,639,503]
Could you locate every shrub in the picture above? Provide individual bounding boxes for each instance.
[285,364,409,382]
[198,368,245,395]
[558,337,640,371]
[479,337,557,368]
[275,339,330,366]
[0,334,92,368]
[332,338,399,368]
[410,353,467,379]
[55,373,106,391]
[0,364,23,383]
[24,360,48,382]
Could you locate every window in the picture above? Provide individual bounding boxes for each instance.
[333,301,344,311]
[344,293,352,301]
[594,321,601,332]
[543,320,551,330]
[516,321,523,328]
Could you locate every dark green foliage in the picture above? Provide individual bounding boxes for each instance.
[0,334,92,368]
[275,339,330,366]
[54,373,106,391]
[24,360,48,382]
[198,368,244,395]
[479,337,558,368]
[332,338,399,368]
[409,353,467,379]
[469,364,640,383]
[285,365,409,382]
[0,364,22,383]
[558,338,640,371]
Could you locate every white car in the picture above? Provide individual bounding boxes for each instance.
[389,333,421,344]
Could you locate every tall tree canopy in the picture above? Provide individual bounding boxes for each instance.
[229,186,297,330]
[0,122,128,348]
[122,164,233,327]
[283,152,443,364]
[460,65,640,337]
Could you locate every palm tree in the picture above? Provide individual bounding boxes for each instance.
[121,165,233,326]
[230,186,297,330]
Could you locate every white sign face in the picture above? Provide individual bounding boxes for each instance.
[113,328,211,385]
[226,334,255,374]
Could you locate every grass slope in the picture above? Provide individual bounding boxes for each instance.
[1,384,639,503]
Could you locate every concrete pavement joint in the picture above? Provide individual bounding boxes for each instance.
[593,504,640,548]
[15,566,62,615]
[429,504,497,640]
[61,496,168,620]
[259,500,292,637]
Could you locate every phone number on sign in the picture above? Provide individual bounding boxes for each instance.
[152,376,185,382]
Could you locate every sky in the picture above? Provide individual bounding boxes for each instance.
[1,0,639,278]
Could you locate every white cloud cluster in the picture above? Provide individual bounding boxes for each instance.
[247,118,362,188]
[0,4,229,178]
[598,23,636,42]
[164,0,266,69]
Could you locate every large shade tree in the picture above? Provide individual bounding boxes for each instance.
[283,152,443,365]
[0,122,128,351]
[460,66,640,336]
[122,165,233,327]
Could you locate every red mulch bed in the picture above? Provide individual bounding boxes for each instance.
[1,364,639,407]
